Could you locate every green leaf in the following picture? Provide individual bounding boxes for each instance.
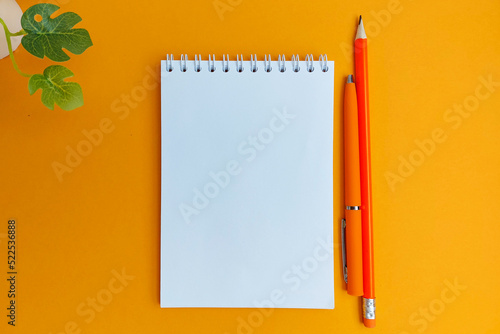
[29,65,84,110]
[21,3,92,62]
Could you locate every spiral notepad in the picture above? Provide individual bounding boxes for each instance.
[161,54,334,309]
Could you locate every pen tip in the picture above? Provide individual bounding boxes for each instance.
[347,75,354,83]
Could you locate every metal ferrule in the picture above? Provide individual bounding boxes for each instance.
[363,298,376,320]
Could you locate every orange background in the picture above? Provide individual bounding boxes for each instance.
[1,0,500,333]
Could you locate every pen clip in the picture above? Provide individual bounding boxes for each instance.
[341,218,348,284]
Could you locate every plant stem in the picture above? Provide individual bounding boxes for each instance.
[11,29,27,37]
[0,17,31,78]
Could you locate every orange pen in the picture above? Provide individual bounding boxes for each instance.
[342,75,364,297]
[355,16,376,328]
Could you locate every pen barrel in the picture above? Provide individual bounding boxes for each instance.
[344,80,363,296]
[343,82,361,204]
[345,209,363,296]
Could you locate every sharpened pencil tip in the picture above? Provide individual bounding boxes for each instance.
[355,16,367,39]
[347,75,354,83]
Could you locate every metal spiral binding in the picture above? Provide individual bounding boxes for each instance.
[180,54,188,72]
[208,54,216,72]
[194,54,202,72]
[236,54,244,72]
[264,54,272,72]
[222,54,230,72]
[305,54,314,72]
[165,54,329,73]
[291,55,300,72]
[250,54,258,72]
[166,54,173,72]
[278,55,286,72]
[319,54,329,72]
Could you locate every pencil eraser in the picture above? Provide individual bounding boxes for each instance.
[363,318,376,328]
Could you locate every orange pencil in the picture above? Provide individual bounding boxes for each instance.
[342,75,364,297]
[355,16,376,328]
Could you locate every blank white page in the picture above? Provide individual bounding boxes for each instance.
[161,58,334,309]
